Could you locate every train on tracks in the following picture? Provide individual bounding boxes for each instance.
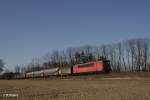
[15,58,111,79]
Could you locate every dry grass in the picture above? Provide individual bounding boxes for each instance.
[0,73,150,100]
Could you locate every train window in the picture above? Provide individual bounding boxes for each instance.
[78,63,94,68]
[105,61,110,65]
[103,61,111,68]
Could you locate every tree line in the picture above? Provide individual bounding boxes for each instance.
[12,38,150,74]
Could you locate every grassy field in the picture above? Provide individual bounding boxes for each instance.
[0,73,150,100]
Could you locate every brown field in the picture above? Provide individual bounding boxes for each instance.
[0,72,150,100]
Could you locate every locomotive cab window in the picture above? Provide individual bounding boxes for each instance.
[105,61,110,65]
[78,63,94,68]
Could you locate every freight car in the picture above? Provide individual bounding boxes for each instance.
[15,67,59,79]
[15,58,111,79]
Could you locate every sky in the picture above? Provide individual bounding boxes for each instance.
[0,0,150,70]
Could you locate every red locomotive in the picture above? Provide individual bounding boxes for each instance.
[72,58,111,75]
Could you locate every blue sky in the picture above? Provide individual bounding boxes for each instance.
[0,0,150,70]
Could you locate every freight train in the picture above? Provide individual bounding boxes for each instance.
[15,58,111,79]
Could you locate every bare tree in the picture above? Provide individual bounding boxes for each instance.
[128,39,136,72]
[83,45,93,55]
[15,65,20,73]
[21,65,26,73]
[143,39,150,71]
[0,59,4,73]
[117,42,122,72]
[135,39,143,71]
[66,48,75,66]
[93,46,101,59]
[101,45,108,59]
[107,44,116,71]
[125,42,131,71]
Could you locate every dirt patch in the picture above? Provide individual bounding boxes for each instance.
[0,74,150,100]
